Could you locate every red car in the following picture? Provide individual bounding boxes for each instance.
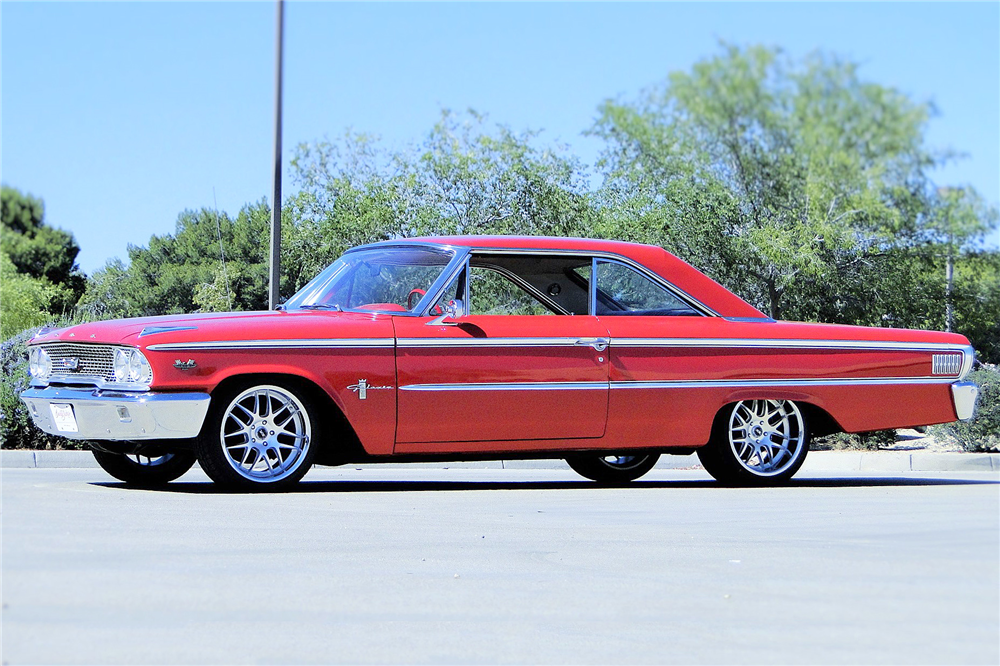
[21,236,978,489]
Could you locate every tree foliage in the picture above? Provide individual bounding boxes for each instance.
[78,202,275,318]
[1,186,86,317]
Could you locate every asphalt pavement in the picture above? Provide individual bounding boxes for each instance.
[3,466,998,665]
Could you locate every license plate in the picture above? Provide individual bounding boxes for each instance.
[49,403,79,433]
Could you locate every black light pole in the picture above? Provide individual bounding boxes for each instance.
[268,0,284,310]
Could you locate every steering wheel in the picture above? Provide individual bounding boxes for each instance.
[407,288,426,311]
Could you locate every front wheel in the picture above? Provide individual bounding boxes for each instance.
[566,453,660,484]
[697,399,809,485]
[196,382,319,491]
[92,449,197,486]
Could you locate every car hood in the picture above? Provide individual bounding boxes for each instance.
[30,310,395,348]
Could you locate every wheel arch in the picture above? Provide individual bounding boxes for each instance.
[207,372,367,465]
[710,395,843,439]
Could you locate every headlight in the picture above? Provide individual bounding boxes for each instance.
[28,347,52,381]
[114,348,153,385]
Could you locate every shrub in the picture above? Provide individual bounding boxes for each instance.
[0,327,85,450]
[931,364,1000,453]
[813,429,897,451]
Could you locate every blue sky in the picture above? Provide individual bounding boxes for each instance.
[3,2,998,275]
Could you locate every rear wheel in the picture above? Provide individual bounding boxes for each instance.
[92,449,196,486]
[697,399,809,485]
[196,382,318,491]
[566,453,660,484]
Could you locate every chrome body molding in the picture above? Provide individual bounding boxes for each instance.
[146,338,394,351]
[138,325,198,337]
[613,338,972,352]
[609,377,961,389]
[397,337,586,348]
[400,381,608,392]
[951,382,979,421]
[399,375,967,393]
[19,387,211,440]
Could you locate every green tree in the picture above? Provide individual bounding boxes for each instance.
[288,109,597,293]
[1,186,86,314]
[78,202,274,318]
[592,45,939,318]
[0,253,61,339]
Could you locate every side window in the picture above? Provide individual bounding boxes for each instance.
[469,267,554,316]
[594,260,698,316]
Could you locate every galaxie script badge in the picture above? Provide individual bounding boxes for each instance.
[348,379,393,400]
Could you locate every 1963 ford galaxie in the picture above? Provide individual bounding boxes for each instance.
[20,236,979,489]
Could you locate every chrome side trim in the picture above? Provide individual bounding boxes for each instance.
[613,338,973,353]
[146,338,394,351]
[138,325,198,337]
[951,381,979,420]
[397,337,583,348]
[400,381,608,392]
[20,387,211,440]
[610,377,958,389]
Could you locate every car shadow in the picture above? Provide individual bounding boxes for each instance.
[90,475,999,495]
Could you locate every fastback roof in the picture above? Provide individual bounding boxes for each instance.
[397,235,768,319]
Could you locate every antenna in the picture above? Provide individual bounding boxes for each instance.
[213,188,233,311]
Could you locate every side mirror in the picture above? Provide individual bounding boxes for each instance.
[427,299,465,326]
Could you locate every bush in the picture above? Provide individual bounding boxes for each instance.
[813,429,897,451]
[931,364,1000,453]
[0,327,85,450]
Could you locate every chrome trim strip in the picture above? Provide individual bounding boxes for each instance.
[613,338,973,353]
[610,377,957,389]
[146,338,394,351]
[138,325,198,337]
[400,381,608,392]
[397,337,583,348]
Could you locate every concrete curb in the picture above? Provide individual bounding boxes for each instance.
[2,449,997,472]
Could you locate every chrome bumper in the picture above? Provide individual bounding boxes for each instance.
[951,381,979,421]
[20,387,211,440]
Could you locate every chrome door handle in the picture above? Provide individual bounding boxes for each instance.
[575,337,610,352]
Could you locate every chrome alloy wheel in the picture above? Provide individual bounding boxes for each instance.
[220,385,312,483]
[727,399,805,477]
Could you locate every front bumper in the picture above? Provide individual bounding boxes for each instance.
[951,381,979,421]
[20,387,211,440]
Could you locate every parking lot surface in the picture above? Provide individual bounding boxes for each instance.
[3,466,998,665]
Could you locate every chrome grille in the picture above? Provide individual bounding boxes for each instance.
[932,353,963,376]
[40,343,116,383]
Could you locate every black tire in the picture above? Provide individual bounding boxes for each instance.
[565,453,660,484]
[196,380,319,491]
[92,449,197,486]
[697,399,809,486]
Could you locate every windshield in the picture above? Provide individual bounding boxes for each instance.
[283,246,455,314]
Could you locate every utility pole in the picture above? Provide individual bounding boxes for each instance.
[268,0,285,310]
[938,187,957,333]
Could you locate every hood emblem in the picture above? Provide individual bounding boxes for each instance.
[348,379,392,400]
[173,359,197,370]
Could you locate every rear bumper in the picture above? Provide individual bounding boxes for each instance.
[20,387,210,440]
[951,381,979,421]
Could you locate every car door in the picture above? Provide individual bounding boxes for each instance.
[590,257,722,448]
[393,254,610,449]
